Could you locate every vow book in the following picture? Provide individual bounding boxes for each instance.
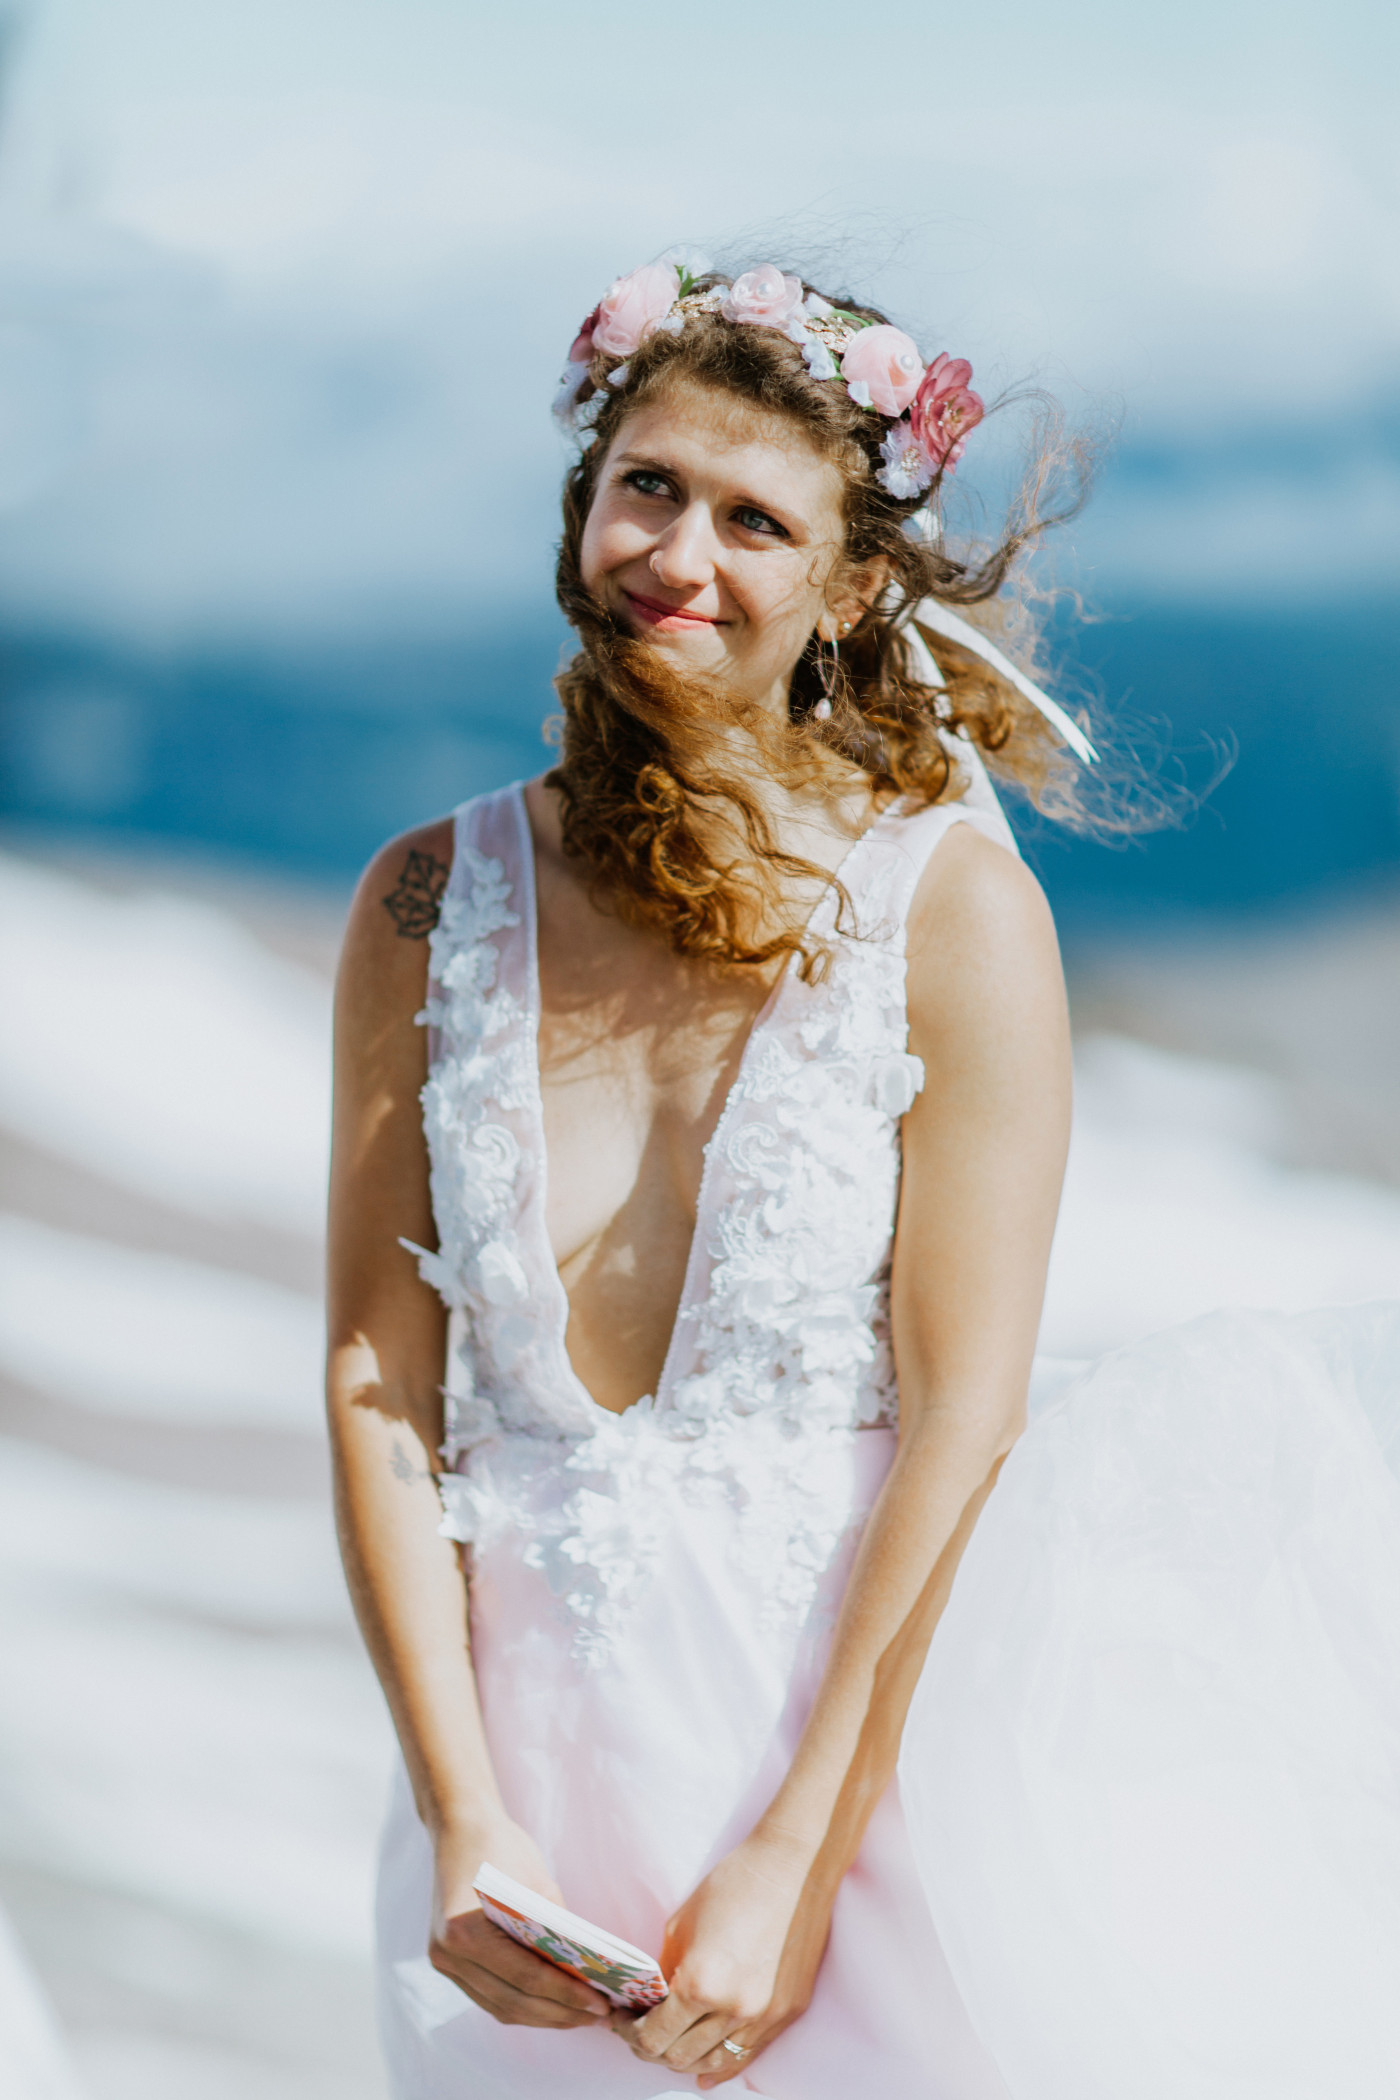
[473,1863,669,2010]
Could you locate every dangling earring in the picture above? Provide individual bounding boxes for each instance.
[814,636,836,721]
[813,622,843,722]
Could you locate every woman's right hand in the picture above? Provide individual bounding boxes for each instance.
[428,1815,614,2030]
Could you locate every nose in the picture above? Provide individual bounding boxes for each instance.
[649,502,718,592]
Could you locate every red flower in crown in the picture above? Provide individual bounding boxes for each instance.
[910,353,985,473]
[567,306,601,365]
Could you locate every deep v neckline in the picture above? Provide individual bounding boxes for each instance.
[510,782,901,1425]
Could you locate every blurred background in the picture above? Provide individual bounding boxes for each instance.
[0,0,1397,2094]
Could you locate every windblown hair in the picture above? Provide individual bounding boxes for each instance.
[549,276,1097,976]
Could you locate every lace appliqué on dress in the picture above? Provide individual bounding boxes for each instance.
[402,843,540,1453]
[414,790,946,1669]
[666,878,924,1444]
[439,1405,879,1668]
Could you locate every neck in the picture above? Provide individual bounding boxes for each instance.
[549,643,884,970]
[688,722,881,939]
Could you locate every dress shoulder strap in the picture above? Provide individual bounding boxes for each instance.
[858,745,1022,944]
[444,782,531,910]
[420,783,531,1071]
[949,737,1023,861]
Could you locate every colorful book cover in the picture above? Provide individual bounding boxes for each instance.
[473,1863,669,2011]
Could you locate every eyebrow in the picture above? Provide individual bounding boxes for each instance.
[612,449,674,477]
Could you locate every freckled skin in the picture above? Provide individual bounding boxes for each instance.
[330,379,1071,2086]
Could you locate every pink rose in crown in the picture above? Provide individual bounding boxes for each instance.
[592,262,682,357]
[910,353,985,472]
[838,325,925,417]
[723,264,805,330]
[567,306,601,365]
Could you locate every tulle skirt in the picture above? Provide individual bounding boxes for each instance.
[901,1303,1400,2099]
[376,1418,1007,2097]
[376,1303,1400,2096]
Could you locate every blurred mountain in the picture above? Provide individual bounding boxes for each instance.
[2,574,1397,930]
[0,0,1393,927]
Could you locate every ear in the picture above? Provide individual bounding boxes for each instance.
[820,554,890,641]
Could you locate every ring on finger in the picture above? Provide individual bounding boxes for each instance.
[721,2037,751,2060]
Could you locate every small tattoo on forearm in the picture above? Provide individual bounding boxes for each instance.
[382,850,449,939]
[390,1437,432,1486]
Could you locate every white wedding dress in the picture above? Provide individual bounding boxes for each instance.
[374,779,1400,2098]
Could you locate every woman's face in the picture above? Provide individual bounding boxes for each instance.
[579,380,861,713]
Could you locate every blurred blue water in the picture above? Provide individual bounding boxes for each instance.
[1,596,1397,933]
[1023,597,1400,930]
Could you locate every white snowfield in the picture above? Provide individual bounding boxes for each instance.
[1,846,1398,2099]
[0,1904,84,2100]
[0,1435,350,1631]
[0,853,331,1234]
[1,851,1395,1365]
[0,1213,325,1428]
[0,1554,384,1963]
[1045,1033,1400,1355]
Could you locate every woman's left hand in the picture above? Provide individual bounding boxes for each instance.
[611,1830,834,2088]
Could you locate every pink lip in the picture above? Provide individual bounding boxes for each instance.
[621,588,720,631]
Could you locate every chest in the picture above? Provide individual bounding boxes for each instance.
[417,784,939,1442]
[533,888,778,1270]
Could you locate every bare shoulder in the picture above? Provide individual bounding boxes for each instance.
[330,820,456,1313]
[356,817,456,945]
[905,821,1066,1053]
[336,815,456,1020]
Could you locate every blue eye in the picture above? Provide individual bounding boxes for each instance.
[623,469,670,497]
[735,507,785,537]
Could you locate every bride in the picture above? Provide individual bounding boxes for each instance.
[326,255,1400,2099]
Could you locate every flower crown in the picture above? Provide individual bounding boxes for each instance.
[554,252,1097,767]
[554,252,985,500]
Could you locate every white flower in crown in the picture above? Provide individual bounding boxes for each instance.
[657,245,713,287]
[552,359,591,422]
[877,417,936,499]
[802,335,839,381]
[551,259,988,499]
[722,263,805,331]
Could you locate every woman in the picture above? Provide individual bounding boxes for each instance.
[327,257,1400,2099]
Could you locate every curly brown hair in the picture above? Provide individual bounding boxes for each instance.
[548,274,1097,977]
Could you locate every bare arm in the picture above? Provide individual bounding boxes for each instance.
[623,824,1072,2086]
[327,821,609,2031]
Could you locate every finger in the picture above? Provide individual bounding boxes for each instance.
[622,1995,703,2061]
[433,1935,611,2024]
[695,2030,764,2089]
[442,1919,611,2018]
[445,1957,609,2030]
[434,1963,596,2029]
[652,2009,730,2071]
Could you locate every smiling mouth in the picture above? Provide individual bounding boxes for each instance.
[621,589,721,630]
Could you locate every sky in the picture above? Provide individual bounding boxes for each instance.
[0,0,1395,635]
